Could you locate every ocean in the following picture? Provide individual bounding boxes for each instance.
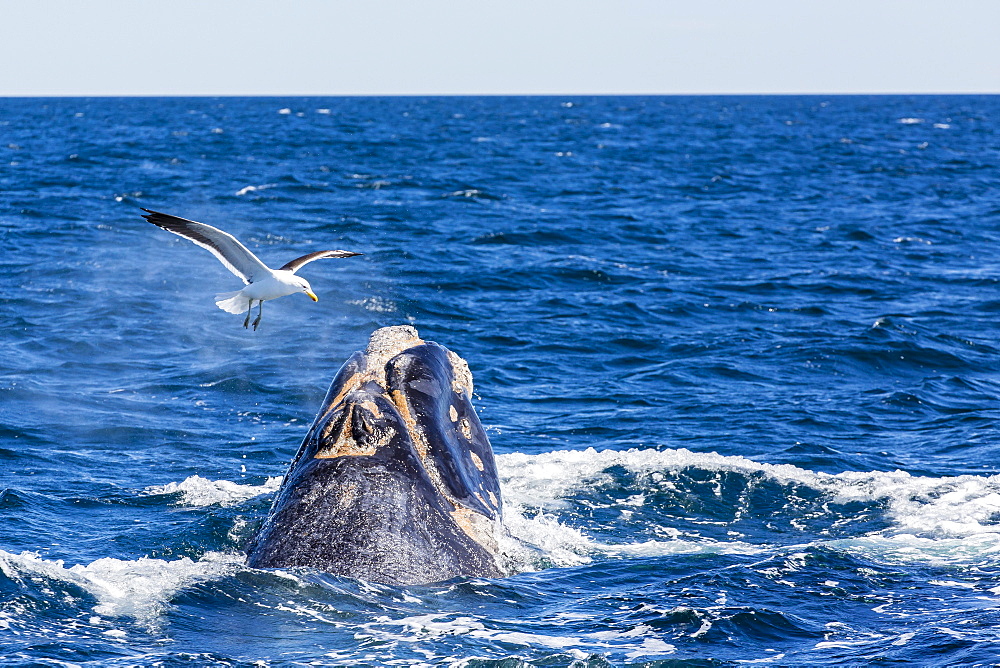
[1,95,999,666]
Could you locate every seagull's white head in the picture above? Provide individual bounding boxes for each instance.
[291,275,318,301]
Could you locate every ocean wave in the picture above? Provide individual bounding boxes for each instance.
[6,91,1000,666]
[0,550,242,623]
[497,447,1000,565]
[234,183,277,196]
[143,475,281,507]
[355,612,676,662]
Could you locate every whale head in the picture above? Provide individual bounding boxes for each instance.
[247,326,505,585]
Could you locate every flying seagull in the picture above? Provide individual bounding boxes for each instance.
[141,208,361,330]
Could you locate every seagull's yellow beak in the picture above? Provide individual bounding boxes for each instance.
[306,290,318,302]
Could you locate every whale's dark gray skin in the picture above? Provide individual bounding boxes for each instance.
[247,326,505,585]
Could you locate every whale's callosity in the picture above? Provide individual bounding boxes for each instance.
[247,326,505,585]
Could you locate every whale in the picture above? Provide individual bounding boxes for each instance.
[247,326,506,585]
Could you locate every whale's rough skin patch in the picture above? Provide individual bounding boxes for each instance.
[247,326,505,585]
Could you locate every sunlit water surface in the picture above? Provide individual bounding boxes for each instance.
[2,95,1000,666]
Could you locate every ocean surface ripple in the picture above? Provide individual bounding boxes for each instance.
[2,95,1000,666]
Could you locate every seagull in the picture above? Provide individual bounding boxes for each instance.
[141,208,361,330]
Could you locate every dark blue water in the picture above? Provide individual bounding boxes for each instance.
[2,95,1000,666]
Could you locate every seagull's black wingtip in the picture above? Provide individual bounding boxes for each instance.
[140,208,170,226]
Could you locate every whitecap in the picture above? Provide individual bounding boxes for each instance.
[500,509,594,568]
[496,447,1000,565]
[356,612,675,659]
[0,550,241,623]
[598,539,766,558]
[496,448,787,567]
[827,530,1000,567]
[144,474,281,507]
[444,188,489,198]
[235,183,277,196]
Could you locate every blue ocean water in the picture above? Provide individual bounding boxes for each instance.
[1,95,1000,666]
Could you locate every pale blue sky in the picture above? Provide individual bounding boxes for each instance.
[2,0,997,96]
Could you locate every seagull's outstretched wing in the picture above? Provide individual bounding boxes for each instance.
[279,250,362,274]
[141,209,271,284]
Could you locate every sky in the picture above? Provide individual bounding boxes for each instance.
[2,0,998,96]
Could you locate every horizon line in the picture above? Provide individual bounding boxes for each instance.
[2,91,999,99]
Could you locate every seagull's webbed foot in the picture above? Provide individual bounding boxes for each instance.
[243,300,253,329]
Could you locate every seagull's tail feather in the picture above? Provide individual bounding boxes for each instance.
[215,290,250,314]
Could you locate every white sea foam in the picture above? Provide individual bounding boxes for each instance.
[356,613,675,659]
[235,183,277,196]
[495,448,790,566]
[144,474,281,507]
[497,447,817,511]
[496,447,1000,564]
[0,550,242,623]
[500,509,594,567]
